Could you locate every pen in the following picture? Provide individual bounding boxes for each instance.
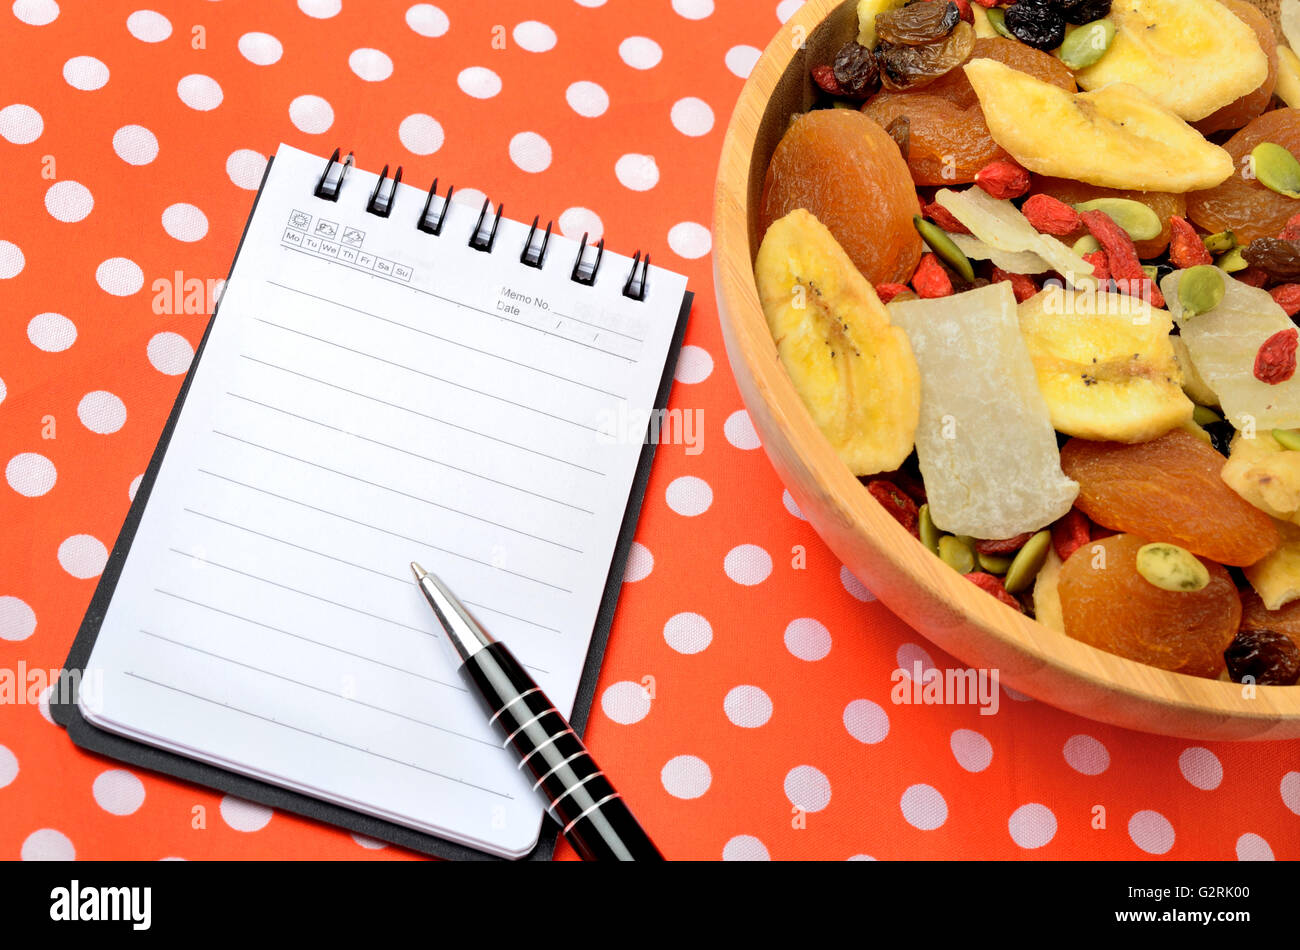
[410,562,664,861]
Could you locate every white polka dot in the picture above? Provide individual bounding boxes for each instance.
[673,0,713,17]
[398,113,443,155]
[128,474,142,501]
[671,97,714,137]
[513,20,556,52]
[661,754,711,799]
[289,94,332,133]
[1008,803,1057,849]
[238,31,282,65]
[565,80,608,117]
[113,124,157,164]
[615,153,659,191]
[509,131,551,173]
[451,188,486,208]
[848,853,876,861]
[220,796,273,831]
[96,257,143,296]
[1237,832,1274,861]
[298,0,340,17]
[457,66,501,98]
[901,783,947,830]
[601,680,652,724]
[127,9,171,42]
[44,180,93,222]
[575,0,606,6]
[673,344,712,383]
[776,0,806,23]
[349,47,393,81]
[58,534,108,579]
[843,699,889,743]
[725,543,772,586]
[7,453,56,497]
[724,685,772,728]
[0,596,36,641]
[0,240,24,278]
[558,207,602,242]
[0,103,42,144]
[1063,734,1109,775]
[784,765,831,812]
[664,612,711,654]
[950,728,993,772]
[12,0,57,26]
[92,769,145,815]
[623,541,653,582]
[226,149,267,189]
[62,55,109,90]
[78,390,127,433]
[667,221,711,259]
[351,833,386,849]
[1178,747,1223,791]
[783,490,806,520]
[724,409,760,449]
[725,44,761,78]
[722,835,769,860]
[21,828,74,861]
[896,641,935,678]
[665,475,712,516]
[837,564,878,603]
[619,36,662,70]
[1002,685,1034,702]
[784,617,830,660]
[37,684,55,724]
[162,203,208,242]
[146,332,193,375]
[405,3,448,36]
[0,744,16,788]
[27,312,75,351]
[0,377,5,405]
[1283,771,1300,814]
[177,74,222,111]
[1128,810,1175,854]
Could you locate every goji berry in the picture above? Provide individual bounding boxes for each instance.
[880,468,928,505]
[912,253,954,298]
[1255,327,1299,385]
[965,572,1022,611]
[974,532,1034,556]
[876,282,913,304]
[1169,216,1213,268]
[1051,509,1091,563]
[1082,250,1110,284]
[866,480,920,536]
[1280,213,1300,242]
[922,200,970,234]
[1270,284,1300,317]
[811,64,844,97]
[1080,209,1164,307]
[1022,194,1081,236]
[974,159,1031,200]
[990,266,1038,303]
[1236,267,1270,288]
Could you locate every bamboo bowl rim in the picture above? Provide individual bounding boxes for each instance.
[711,0,1300,740]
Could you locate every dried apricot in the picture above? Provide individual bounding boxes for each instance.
[1059,429,1282,567]
[1187,109,1300,245]
[1193,0,1277,137]
[1029,175,1186,260]
[760,109,923,285]
[1058,534,1241,679]
[1241,588,1300,645]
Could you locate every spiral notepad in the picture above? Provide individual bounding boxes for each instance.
[57,145,692,859]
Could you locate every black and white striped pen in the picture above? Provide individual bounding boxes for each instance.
[410,562,663,861]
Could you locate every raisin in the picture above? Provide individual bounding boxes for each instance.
[1225,628,1300,685]
[1004,0,1066,51]
[1058,0,1111,25]
[885,114,910,161]
[876,1,961,46]
[833,41,882,100]
[1243,237,1300,281]
[876,22,975,91]
[1204,420,1236,457]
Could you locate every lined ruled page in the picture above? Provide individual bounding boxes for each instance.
[80,145,687,857]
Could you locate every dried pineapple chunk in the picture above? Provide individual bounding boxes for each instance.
[1245,519,1300,610]
[1034,547,1066,634]
[1075,0,1269,122]
[964,58,1234,193]
[755,209,921,477]
[1018,285,1193,443]
[1222,432,1300,525]
[935,186,1092,284]
[1170,334,1220,409]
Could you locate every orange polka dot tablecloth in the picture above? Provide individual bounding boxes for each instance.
[1,0,1298,863]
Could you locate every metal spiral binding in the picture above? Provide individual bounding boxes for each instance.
[417,178,453,235]
[622,251,650,301]
[366,164,402,218]
[570,232,604,286]
[314,148,353,201]
[520,216,552,269]
[469,198,504,253]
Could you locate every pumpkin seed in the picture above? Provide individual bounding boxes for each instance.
[1057,18,1116,70]
[1193,405,1223,426]
[1136,542,1210,592]
[938,535,975,574]
[919,503,941,554]
[1251,142,1300,199]
[1072,198,1162,242]
[1142,264,1160,283]
[977,552,1013,575]
[1216,246,1248,273]
[1178,264,1225,317]
[1272,428,1300,451]
[1072,234,1101,255]
[1202,230,1237,255]
[986,6,1013,39]
[913,215,975,283]
[1003,530,1051,594]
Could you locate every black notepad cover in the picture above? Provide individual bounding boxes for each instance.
[51,155,694,861]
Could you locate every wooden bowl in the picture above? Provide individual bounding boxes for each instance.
[712,0,1300,740]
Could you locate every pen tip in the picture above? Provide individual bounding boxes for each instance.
[410,561,428,580]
